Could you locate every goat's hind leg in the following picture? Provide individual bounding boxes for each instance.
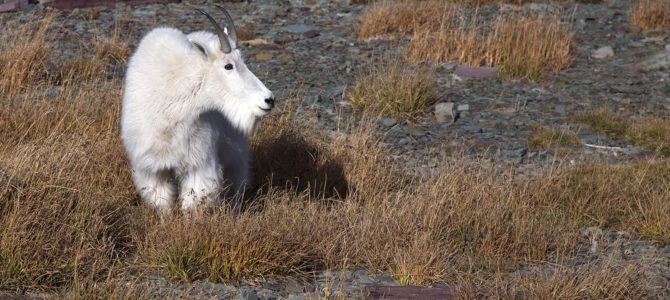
[132,169,177,211]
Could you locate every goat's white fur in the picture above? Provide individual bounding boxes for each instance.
[121,27,273,211]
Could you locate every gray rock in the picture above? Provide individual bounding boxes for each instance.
[435,102,455,123]
[502,147,527,158]
[239,288,259,300]
[283,24,319,34]
[306,94,322,104]
[352,269,374,285]
[592,46,614,59]
[381,118,397,127]
[633,51,670,71]
[525,3,556,12]
[409,128,427,136]
[374,274,400,286]
[554,105,566,114]
[457,104,470,111]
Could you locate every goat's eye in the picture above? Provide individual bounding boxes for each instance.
[224,64,234,70]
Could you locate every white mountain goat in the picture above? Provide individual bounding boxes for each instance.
[121,6,275,212]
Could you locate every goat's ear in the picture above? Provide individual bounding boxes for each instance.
[190,40,209,59]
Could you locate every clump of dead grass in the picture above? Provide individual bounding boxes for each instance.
[348,58,435,120]
[630,0,670,32]
[357,1,573,79]
[0,15,52,103]
[357,0,450,40]
[509,257,649,298]
[628,118,670,157]
[408,12,573,79]
[573,109,670,157]
[571,108,628,139]
[528,127,581,149]
[0,14,134,290]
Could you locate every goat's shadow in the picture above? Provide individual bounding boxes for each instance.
[246,120,349,209]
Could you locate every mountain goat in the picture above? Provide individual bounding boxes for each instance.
[121,6,275,212]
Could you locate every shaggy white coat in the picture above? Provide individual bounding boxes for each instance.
[121,27,273,211]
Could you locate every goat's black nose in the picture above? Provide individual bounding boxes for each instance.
[265,97,275,108]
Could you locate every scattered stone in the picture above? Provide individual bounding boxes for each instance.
[255,52,273,61]
[409,128,427,137]
[0,0,29,12]
[277,53,293,62]
[435,102,456,123]
[283,24,319,34]
[454,65,497,78]
[367,285,454,299]
[525,3,556,12]
[631,51,670,71]
[239,288,259,300]
[592,46,614,59]
[239,38,272,46]
[374,274,400,286]
[303,29,320,38]
[381,117,397,127]
[306,94,322,103]
[641,36,665,44]
[457,104,470,111]
[554,105,566,114]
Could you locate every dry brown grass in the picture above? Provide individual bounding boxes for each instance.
[408,12,572,79]
[573,109,670,157]
[348,57,435,120]
[0,12,666,298]
[358,1,573,79]
[630,0,670,32]
[357,0,449,39]
[571,108,628,139]
[628,118,670,157]
[528,127,581,149]
[0,16,52,104]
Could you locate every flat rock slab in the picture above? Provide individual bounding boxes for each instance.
[366,285,454,300]
[0,0,28,12]
[43,0,180,9]
[454,65,497,79]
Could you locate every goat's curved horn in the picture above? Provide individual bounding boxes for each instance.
[194,7,232,54]
[215,5,237,44]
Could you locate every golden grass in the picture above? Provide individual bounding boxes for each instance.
[571,108,628,139]
[573,109,670,157]
[0,12,666,298]
[628,118,670,157]
[358,1,573,79]
[630,0,670,32]
[528,127,581,149]
[357,0,449,39]
[348,58,435,120]
[408,13,572,79]
[0,16,52,104]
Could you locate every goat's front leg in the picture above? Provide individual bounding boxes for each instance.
[179,165,222,211]
[132,169,176,211]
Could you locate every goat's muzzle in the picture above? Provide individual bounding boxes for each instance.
[264,97,275,109]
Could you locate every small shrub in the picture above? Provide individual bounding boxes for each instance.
[528,127,581,149]
[407,13,573,79]
[630,0,670,32]
[627,118,670,157]
[348,59,435,120]
[571,109,628,139]
[357,0,450,40]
